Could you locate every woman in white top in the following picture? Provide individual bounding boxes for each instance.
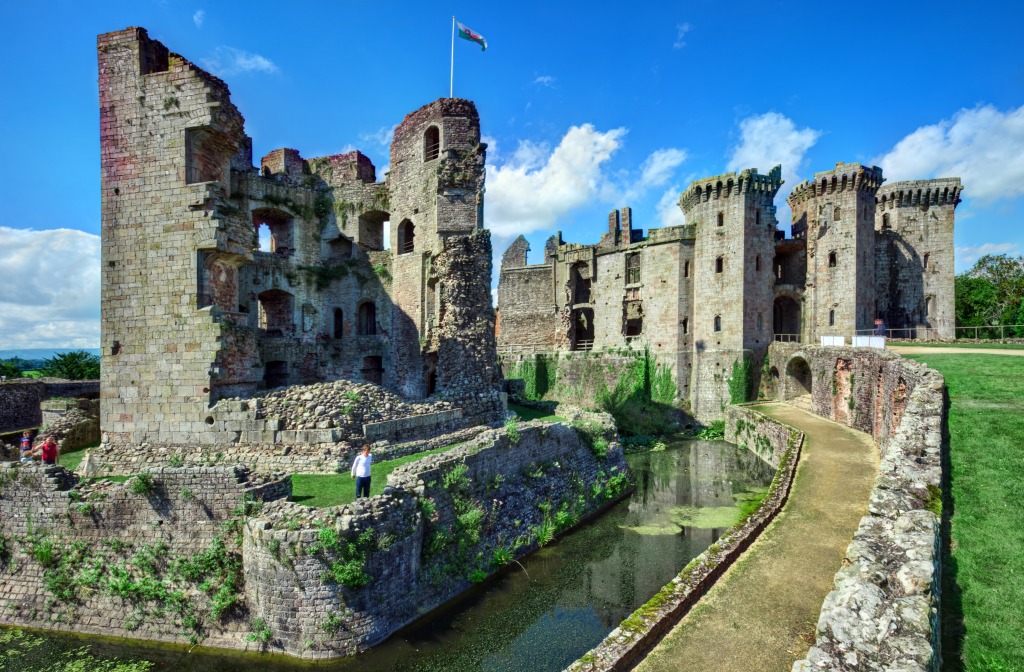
[351,444,373,499]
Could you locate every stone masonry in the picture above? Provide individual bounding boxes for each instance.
[98,28,503,453]
[497,163,961,422]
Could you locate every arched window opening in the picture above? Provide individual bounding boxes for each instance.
[682,317,689,335]
[717,212,724,227]
[828,251,837,268]
[834,206,841,221]
[882,213,891,230]
[926,296,933,317]
[714,315,722,332]
[829,309,835,326]
[357,302,377,336]
[397,219,416,255]
[424,126,440,161]
[785,357,812,399]
[333,308,344,339]
[923,253,930,270]
[257,289,293,337]
[716,256,724,273]
[357,210,390,251]
[253,208,294,256]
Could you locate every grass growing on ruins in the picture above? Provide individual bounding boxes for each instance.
[56,440,99,472]
[509,403,566,422]
[291,444,462,507]
[903,353,1024,672]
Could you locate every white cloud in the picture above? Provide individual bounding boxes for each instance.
[673,23,692,49]
[955,242,1021,271]
[361,125,396,151]
[875,104,1024,203]
[0,227,101,350]
[192,10,205,28]
[533,75,555,87]
[656,186,686,228]
[200,47,279,76]
[640,148,688,189]
[485,124,626,237]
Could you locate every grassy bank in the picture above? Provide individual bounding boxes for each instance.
[291,443,462,507]
[508,402,565,423]
[903,353,1024,672]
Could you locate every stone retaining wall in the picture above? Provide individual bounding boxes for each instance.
[566,407,802,671]
[0,379,100,435]
[243,419,631,659]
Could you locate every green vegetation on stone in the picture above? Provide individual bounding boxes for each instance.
[903,353,1024,671]
[508,402,565,422]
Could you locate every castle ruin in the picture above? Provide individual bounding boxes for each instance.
[498,164,961,421]
[98,27,503,454]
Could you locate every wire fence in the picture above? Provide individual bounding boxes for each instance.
[853,325,1024,341]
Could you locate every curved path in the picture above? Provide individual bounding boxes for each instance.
[635,403,878,672]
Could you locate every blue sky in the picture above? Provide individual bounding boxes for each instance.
[1,0,1022,349]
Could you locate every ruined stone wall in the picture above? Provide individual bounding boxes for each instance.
[875,179,961,339]
[0,463,289,648]
[241,420,629,658]
[497,235,558,351]
[0,379,100,435]
[99,28,250,444]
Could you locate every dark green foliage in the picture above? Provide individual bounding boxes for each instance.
[596,347,679,436]
[309,526,373,589]
[955,254,1024,336]
[572,419,610,459]
[39,350,100,380]
[697,420,725,440]
[507,355,558,401]
[129,473,155,496]
[729,355,755,404]
[0,359,23,379]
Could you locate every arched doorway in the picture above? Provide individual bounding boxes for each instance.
[785,356,812,402]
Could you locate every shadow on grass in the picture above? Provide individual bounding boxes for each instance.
[940,385,965,672]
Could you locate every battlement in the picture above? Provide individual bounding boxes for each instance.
[307,150,377,184]
[787,162,884,207]
[679,165,783,212]
[877,178,962,209]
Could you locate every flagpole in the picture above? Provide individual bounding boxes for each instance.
[450,16,455,98]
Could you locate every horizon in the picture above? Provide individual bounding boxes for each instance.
[2,1,1022,349]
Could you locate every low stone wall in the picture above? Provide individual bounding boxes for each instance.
[725,405,795,467]
[566,409,803,671]
[0,463,290,649]
[791,352,945,672]
[243,419,632,659]
[0,378,100,436]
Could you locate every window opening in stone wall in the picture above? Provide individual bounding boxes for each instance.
[197,250,212,308]
[626,253,641,284]
[756,210,761,226]
[424,353,438,396]
[253,208,294,256]
[834,206,841,221]
[185,127,226,185]
[828,251,837,268]
[682,318,688,335]
[397,219,416,254]
[424,126,440,161]
[257,289,294,337]
[829,309,835,326]
[571,308,595,351]
[111,341,121,356]
[714,315,721,332]
[716,256,724,273]
[264,361,289,389]
[757,313,763,331]
[333,308,344,339]
[625,287,641,301]
[570,262,592,305]
[926,296,933,317]
[717,212,724,227]
[361,356,384,386]
[755,254,761,272]
[923,253,930,270]
[357,301,378,336]
[684,260,690,278]
[357,210,389,251]
[327,236,353,261]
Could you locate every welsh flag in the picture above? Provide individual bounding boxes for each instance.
[457,20,487,51]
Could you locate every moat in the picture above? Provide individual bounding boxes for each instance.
[2,439,773,672]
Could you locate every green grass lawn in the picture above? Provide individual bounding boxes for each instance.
[508,402,566,423]
[903,353,1024,672]
[57,440,100,472]
[900,342,1024,350]
[291,442,462,508]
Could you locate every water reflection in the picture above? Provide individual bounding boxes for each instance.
[6,440,774,672]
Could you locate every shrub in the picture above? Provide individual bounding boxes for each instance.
[130,473,155,496]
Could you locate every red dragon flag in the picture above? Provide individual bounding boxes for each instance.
[457,20,487,51]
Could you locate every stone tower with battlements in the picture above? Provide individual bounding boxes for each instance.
[680,166,783,420]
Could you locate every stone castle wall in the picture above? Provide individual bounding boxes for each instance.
[0,418,629,659]
[0,379,100,435]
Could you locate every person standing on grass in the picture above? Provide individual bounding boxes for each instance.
[38,435,60,466]
[351,444,372,499]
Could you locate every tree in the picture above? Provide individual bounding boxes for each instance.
[0,359,22,379]
[39,350,100,380]
[955,254,1024,336]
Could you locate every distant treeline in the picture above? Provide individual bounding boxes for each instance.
[0,351,100,380]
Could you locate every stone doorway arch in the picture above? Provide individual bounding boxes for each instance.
[785,355,813,405]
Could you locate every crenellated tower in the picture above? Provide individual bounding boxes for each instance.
[680,165,783,421]
[875,179,962,338]
[787,162,883,342]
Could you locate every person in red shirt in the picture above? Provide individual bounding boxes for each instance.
[38,435,60,465]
